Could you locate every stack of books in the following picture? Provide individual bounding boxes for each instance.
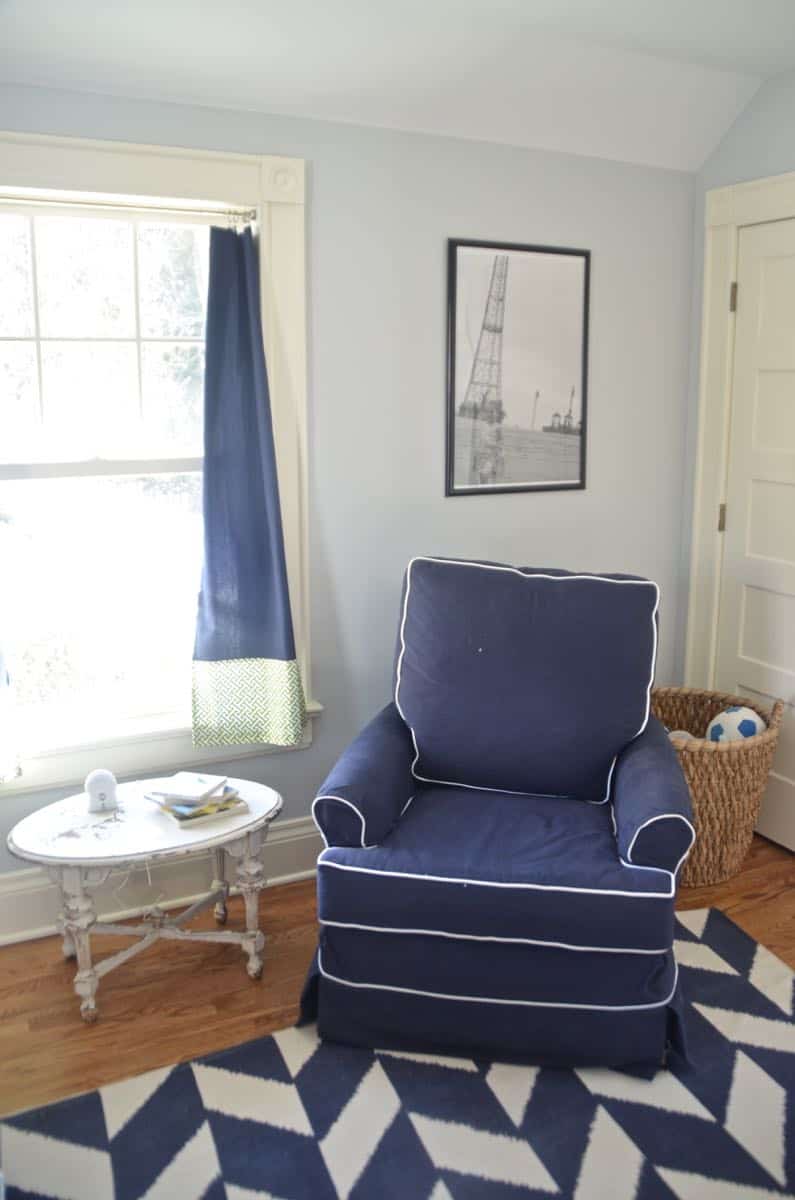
[146,773,249,825]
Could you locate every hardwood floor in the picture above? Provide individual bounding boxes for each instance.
[677,833,795,967]
[0,877,318,1117]
[0,834,792,1118]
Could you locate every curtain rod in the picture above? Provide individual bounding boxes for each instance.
[0,194,257,225]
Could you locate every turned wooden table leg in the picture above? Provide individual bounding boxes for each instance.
[58,883,77,960]
[235,832,266,979]
[212,847,229,925]
[60,866,99,1023]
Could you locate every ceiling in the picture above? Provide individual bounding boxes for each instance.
[2,0,795,171]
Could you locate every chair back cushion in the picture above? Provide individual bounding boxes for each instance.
[394,557,659,801]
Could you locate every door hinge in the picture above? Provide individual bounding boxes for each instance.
[718,502,727,532]
[729,281,738,313]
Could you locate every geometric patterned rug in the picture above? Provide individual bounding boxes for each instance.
[1,908,793,1200]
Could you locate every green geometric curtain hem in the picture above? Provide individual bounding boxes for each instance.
[192,658,306,748]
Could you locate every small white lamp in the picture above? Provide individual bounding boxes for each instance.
[85,768,119,814]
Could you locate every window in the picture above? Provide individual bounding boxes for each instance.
[0,134,312,792]
[0,208,210,754]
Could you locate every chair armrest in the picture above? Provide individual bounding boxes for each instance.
[612,715,695,874]
[312,702,415,848]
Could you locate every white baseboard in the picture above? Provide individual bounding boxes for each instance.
[0,815,321,947]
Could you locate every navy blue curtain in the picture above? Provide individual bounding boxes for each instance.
[192,226,305,747]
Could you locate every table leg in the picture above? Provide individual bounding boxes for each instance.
[58,882,77,960]
[235,839,266,980]
[61,866,99,1023]
[212,847,229,926]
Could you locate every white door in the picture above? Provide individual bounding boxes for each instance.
[715,218,795,850]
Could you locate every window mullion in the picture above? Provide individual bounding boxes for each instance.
[132,217,145,423]
[28,216,45,427]
[0,457,203,482]
[0,336,204,343]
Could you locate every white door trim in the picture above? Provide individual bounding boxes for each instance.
[686,168,795,686]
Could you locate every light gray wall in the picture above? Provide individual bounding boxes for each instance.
[677,68,795,680]
[0,84,695,873]
[700,70,795,190]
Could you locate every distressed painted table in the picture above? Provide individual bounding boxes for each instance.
[6,778,282,1022]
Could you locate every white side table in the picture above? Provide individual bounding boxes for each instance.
[7,777,282,1022]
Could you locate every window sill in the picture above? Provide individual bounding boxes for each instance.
[0,700,323,798]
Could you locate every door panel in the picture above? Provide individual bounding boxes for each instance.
[715,219,795,849]
[748,480,795,564]
[741,586,795,672]
[753,372,795,451]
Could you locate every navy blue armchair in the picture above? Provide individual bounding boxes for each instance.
[304,557,695,1070]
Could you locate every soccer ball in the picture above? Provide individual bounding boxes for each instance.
[706,706,765,743]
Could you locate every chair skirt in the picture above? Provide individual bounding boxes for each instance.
[301,927,686,1072]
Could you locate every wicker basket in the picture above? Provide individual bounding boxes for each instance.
[650,687,783,886]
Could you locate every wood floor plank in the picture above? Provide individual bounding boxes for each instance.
[678,835,795,964]
[0,836,792,1116]
[0,877,318,1115]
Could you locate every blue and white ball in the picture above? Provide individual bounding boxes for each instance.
[706,705,766,743]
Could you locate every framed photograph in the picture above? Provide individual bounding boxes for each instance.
[446,238,590,496]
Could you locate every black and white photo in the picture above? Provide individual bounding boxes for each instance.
[446,239,589,495]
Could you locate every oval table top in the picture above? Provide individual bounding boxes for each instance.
[7,777,283,867]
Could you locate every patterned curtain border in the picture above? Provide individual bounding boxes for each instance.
[192,658,307,749]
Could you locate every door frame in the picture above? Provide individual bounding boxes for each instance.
[686,169,795,687]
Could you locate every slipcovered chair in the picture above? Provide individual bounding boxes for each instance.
[302,557,695,1070]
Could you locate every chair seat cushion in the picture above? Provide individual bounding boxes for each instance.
[394,557,659,800]
[318,786,676,952]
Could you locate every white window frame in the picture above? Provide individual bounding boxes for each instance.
[0,131,317,794]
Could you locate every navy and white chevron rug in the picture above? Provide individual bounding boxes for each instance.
[2,907,794,1199]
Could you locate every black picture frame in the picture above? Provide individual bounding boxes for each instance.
[446,238,590,496]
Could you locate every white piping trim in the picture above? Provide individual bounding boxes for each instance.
[312,795,378,850]
[312,790,417,851]
[318,948,679,1012]
[671,841,695,878]
[311,797,331,849]
[318,854,675,899]
[399,793,417,817]
[590,754,618,807]
[618,857,672,876]
[626,813,697,877]
[320,919,669,955]
[394,557,660,804]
